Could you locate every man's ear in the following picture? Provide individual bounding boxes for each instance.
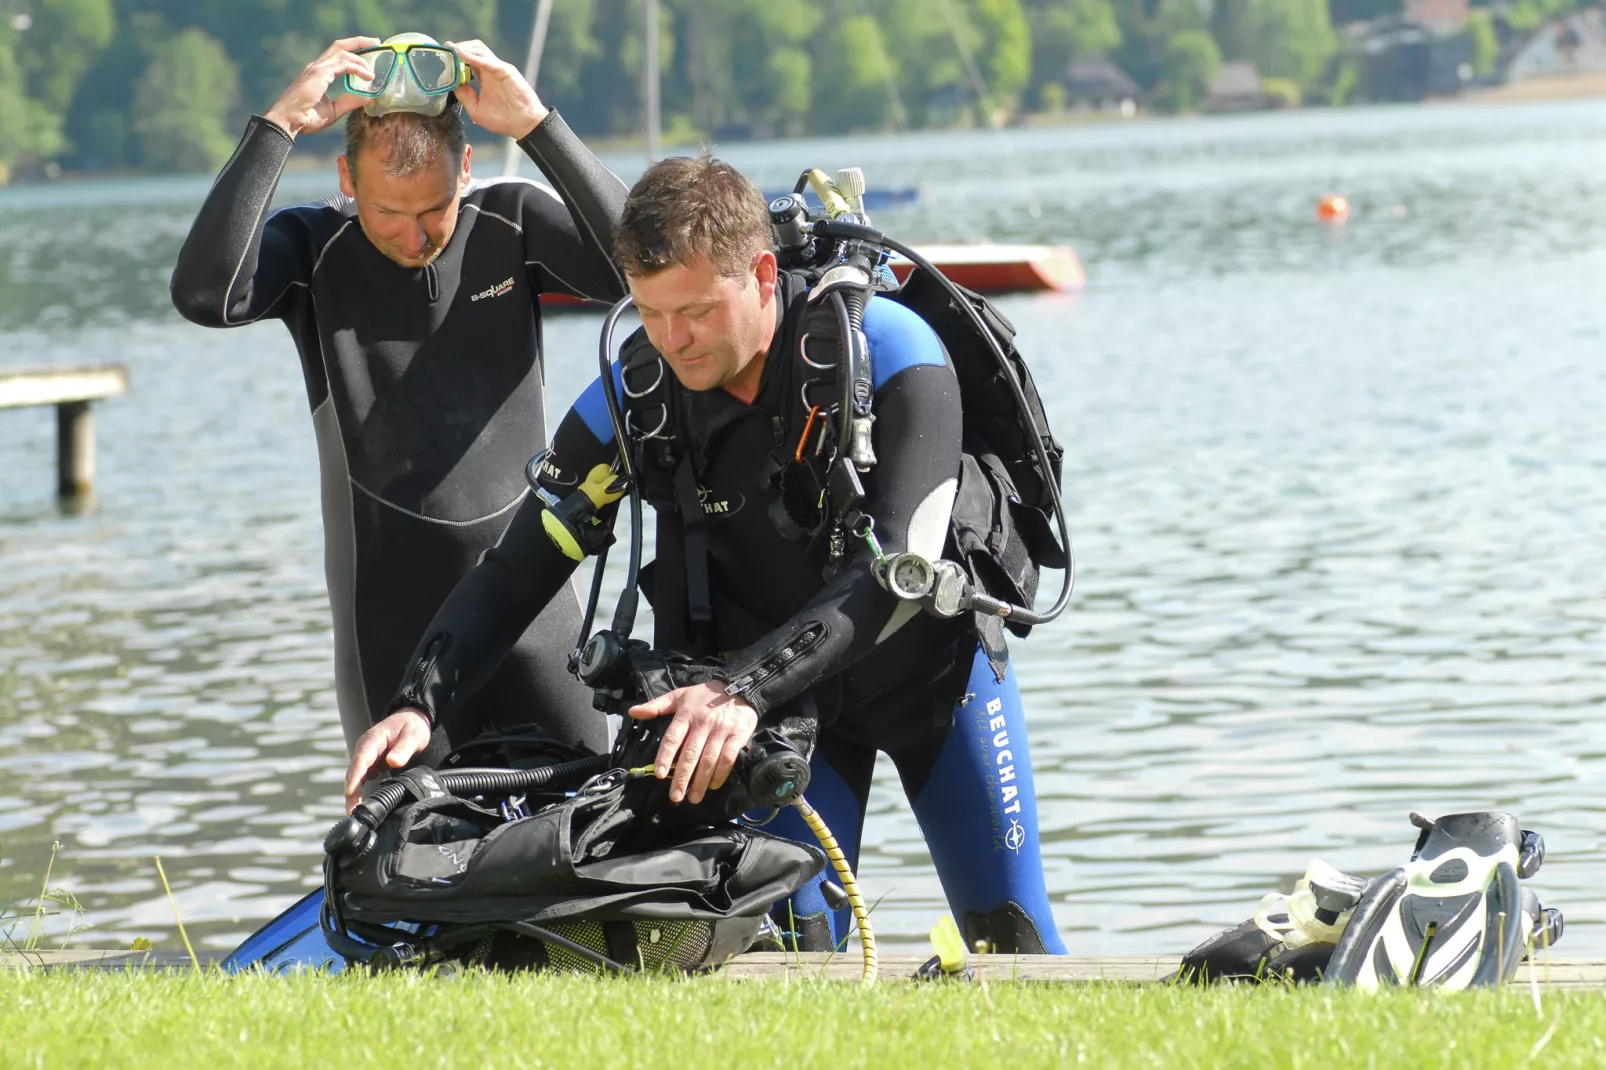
[754,249,778,302]
[459,144,473,192]
[337,155,356,199]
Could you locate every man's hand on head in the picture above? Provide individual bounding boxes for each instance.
[446,39,550,140]
[264,37,381,138]
[343,708,432,813]
[628,682,758,805]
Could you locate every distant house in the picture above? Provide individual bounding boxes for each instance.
[1402,0,1469,33]
[1505,9,1606,82]
[1059,56,1140,114]
[1349,11,1474,100]
[1207,61,1265,111]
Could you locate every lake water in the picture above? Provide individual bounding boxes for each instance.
[3,100,1605,957]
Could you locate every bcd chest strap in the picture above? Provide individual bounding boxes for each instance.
[612,280,828,643]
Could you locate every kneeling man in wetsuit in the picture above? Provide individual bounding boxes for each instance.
[345,156,1067,955]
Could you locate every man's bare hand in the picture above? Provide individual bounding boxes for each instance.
[263,37,381,138]
[446,39,550,139]
[343,708,431,813]
[628,682,757,804]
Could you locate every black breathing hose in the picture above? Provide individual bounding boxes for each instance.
[829,288,859,461]
[349,753,614,833]
[597,295,644,641]
[574,537,611,666]
[839,252,873,326]
[814,220,1076,627]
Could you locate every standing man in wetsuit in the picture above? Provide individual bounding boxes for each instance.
[345,156,1068,955]
[172,36,624,763]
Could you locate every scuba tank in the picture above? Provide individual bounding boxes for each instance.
[1174,811,1564,988]
[770,168,1075,634]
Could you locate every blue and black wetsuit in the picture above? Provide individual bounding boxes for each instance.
[169,111,624,760]
[390,273,1065,954]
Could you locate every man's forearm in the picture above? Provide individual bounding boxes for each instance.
[716,563,895,715]
[170,117,296,326]
[519,110,628,298]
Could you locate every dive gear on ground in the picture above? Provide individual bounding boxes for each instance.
[313,715,828,975]
[313,629,886,980]
[1174,811,1564,988]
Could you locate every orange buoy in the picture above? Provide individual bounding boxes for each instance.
[1316,194,1350,223]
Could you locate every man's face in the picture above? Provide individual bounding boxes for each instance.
[628,252,778,395]
[337,144,473,268]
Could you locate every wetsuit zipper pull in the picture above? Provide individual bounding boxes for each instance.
[426,263,440,303]
[403,633,450,707]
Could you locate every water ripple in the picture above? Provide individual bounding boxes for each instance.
[2,101,1604,955]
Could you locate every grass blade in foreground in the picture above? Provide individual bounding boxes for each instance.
[2,973,1603,1070]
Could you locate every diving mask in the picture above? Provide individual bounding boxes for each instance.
[344,33,469,118]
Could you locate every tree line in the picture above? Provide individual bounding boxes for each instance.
[0,0,1593,179]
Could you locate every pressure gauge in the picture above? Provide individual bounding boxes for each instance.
[881,552,935,601]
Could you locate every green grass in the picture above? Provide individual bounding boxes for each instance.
[1,970,1603,1068]
[0,841,90,957]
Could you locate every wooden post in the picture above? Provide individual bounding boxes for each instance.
[57,400,95,499]
[1,363,127,500]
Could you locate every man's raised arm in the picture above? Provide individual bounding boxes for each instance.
[170,37,378,326]
[449,39,627,303]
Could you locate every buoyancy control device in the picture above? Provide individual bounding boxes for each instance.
[316,707,827,975]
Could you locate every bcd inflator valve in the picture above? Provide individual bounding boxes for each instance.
[525,449,628,561]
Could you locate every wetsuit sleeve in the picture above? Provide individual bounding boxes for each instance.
[388,369,625,725]
[718,301,962,715]
[516,109,628,302]
[169,117,318,326]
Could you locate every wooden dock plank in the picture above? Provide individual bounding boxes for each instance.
[1,361,130,496]
[717,953,1183,983]
[2,949,222,971]
[0,364,129,409]
[7,950,1602,987]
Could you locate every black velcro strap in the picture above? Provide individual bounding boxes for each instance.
[604,921,641,969]
[393,768,449,802]
[671,457,712,623]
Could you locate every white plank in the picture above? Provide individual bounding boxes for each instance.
[0,364,129,409]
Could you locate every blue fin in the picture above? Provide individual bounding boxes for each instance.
[221,888,346,974]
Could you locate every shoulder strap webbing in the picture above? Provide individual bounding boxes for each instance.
[670,457,713,627]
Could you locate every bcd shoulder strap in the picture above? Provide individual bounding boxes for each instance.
[617,326,679,508]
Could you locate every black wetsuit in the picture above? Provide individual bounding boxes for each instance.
[170,111,623,757]
[389,276,1065,954]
